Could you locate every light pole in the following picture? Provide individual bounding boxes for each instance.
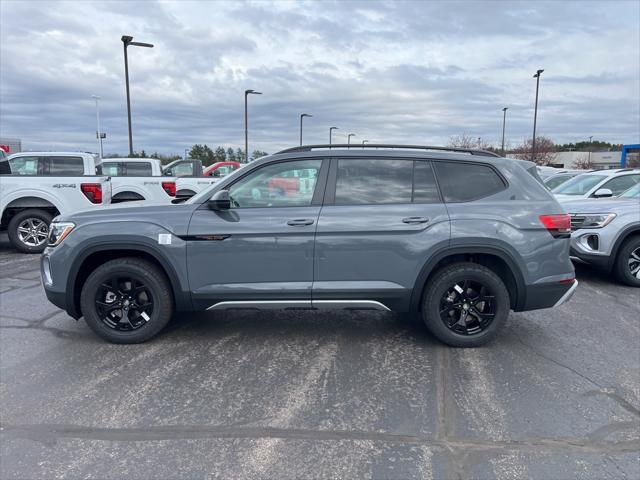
[91,95,104,159]
[531,69,544,162]
[477,137,482,149]
[588,135,593,164]
[347,133,356,145]
[300,113,312,146]
[501,107,508,155]
[121,35,154,156]
[184,148,189,160]
[329,126,338,146]
[362,140,368,149]
[244,89,262,163]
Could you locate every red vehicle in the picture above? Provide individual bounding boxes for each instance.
[203,161,241,178]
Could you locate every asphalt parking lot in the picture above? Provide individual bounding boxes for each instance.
[0,232,638,480]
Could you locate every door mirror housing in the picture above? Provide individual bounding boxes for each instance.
[208,190,231,210]
[593,188,613,198]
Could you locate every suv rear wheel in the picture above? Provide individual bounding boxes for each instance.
[80,258,174,343]
[614,235,640,287]
[422,263,510,347]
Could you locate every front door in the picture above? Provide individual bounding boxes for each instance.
[187,158,327,309]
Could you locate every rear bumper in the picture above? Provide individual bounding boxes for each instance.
[518,279,578,311]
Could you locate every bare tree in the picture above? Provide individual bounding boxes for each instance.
[573,154,594,170]
[448,133,494,150]
[510,136,557,166]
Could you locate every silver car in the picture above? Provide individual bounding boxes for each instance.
[563,186,640,286]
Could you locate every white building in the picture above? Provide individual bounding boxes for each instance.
[550,151,621,170]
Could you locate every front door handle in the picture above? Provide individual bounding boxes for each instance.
[287,219,315,227]
[402,216,429,224]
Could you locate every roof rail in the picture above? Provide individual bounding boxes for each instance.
[276,144,502,158]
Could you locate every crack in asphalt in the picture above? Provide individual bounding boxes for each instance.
[2,423,638,454]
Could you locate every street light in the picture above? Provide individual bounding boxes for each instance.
[588,135,593,164]
[329,126,338,146]
[531,69,544,162]
[91,95,104,159]
[347,133,356,145]
[501,107,508,155]
[121,35,154,156]
[362,140,368,149]
[300,113,312,146]
[244,89,262,162]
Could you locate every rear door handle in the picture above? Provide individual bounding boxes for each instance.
[402,216,429,224]
[287,219,315,226]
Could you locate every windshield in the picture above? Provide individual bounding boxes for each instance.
[619,183,640,199]
[544,174,574,190]
[552,174,604,195]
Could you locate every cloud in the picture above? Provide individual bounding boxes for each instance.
[1,0,638,155]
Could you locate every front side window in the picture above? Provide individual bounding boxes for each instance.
[7,156,40,175]
[544,174,573,190]
[335,159,413,205]
[125,162,153,176]
[619,183,640,199]
[173,163,195,176]
[48,156,84,175]
[101,162,120,176]
[551,174,604,195]
[434,161,506,202]
[228,159,321,208]
[598,174,640,196]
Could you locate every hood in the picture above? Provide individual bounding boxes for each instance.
[561,197,640,214]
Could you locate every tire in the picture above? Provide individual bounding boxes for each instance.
[614,235,640,287]
[80,257,174,343]
[7,209,53,254]
[422,262,510,347]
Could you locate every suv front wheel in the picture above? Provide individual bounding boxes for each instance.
[80,258,174,343]
[422,263,510,347]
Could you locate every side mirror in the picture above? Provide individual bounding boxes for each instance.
[208,190,231,210]
[593,188,613,198]
[164,169,172,176]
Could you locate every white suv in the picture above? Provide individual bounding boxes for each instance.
[553,168,640,201]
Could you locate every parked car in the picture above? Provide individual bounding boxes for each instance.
[0,152,112,253]
[99,157,177,203]
[41,144,576,347]
[175,161,241,198]
[553,168,640,201]
[543,170,590,190]
[562,196,640,286]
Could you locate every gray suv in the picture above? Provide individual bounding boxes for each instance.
[41,145,577,347]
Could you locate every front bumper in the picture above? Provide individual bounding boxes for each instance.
[570,228,613,271]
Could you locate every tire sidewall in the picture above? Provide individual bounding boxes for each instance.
[616,236,640,287]
[7,210,53,254]
[80,260,172,343]
[423,264,510,347]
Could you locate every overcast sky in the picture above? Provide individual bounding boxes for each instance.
[1,0,639,155]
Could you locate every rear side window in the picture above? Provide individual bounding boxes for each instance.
[125,162,152,176]
[413,161,440,203]
[47,156,84,175]
[335,159,413,204]
[434,161,505,202]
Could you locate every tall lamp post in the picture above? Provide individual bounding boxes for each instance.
[588,135,593,164]
[299,113,312,145]
[91,95,104,159]
[244,89,262,162]
[347,133,356,145]
[121,35,154,156]
[531,69,544,162]
[501,107,508,155]
[362,140,368,149]
[329,126,338,146]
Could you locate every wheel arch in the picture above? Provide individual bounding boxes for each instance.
[111,191,145,203]
[1,195,61,226]
[66,243,191,319]
[410,245,526,313]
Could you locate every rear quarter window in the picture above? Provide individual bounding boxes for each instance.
[125,162,153,176]
[434,161,506,202]
[47,156,84,175]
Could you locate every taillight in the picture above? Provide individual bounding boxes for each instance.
[539,214,571,237]
[162,181,176,196]
[81,183,103,204]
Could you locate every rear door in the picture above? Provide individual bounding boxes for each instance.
[187,158,328,309]
[313,158,450,310]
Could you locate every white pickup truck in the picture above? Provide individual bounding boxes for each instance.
[174,161,242,198]
[99,157,177,203]
[0,151,112,253]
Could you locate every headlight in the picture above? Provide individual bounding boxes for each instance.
[48,222,75,246]
[572,213,616,229]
